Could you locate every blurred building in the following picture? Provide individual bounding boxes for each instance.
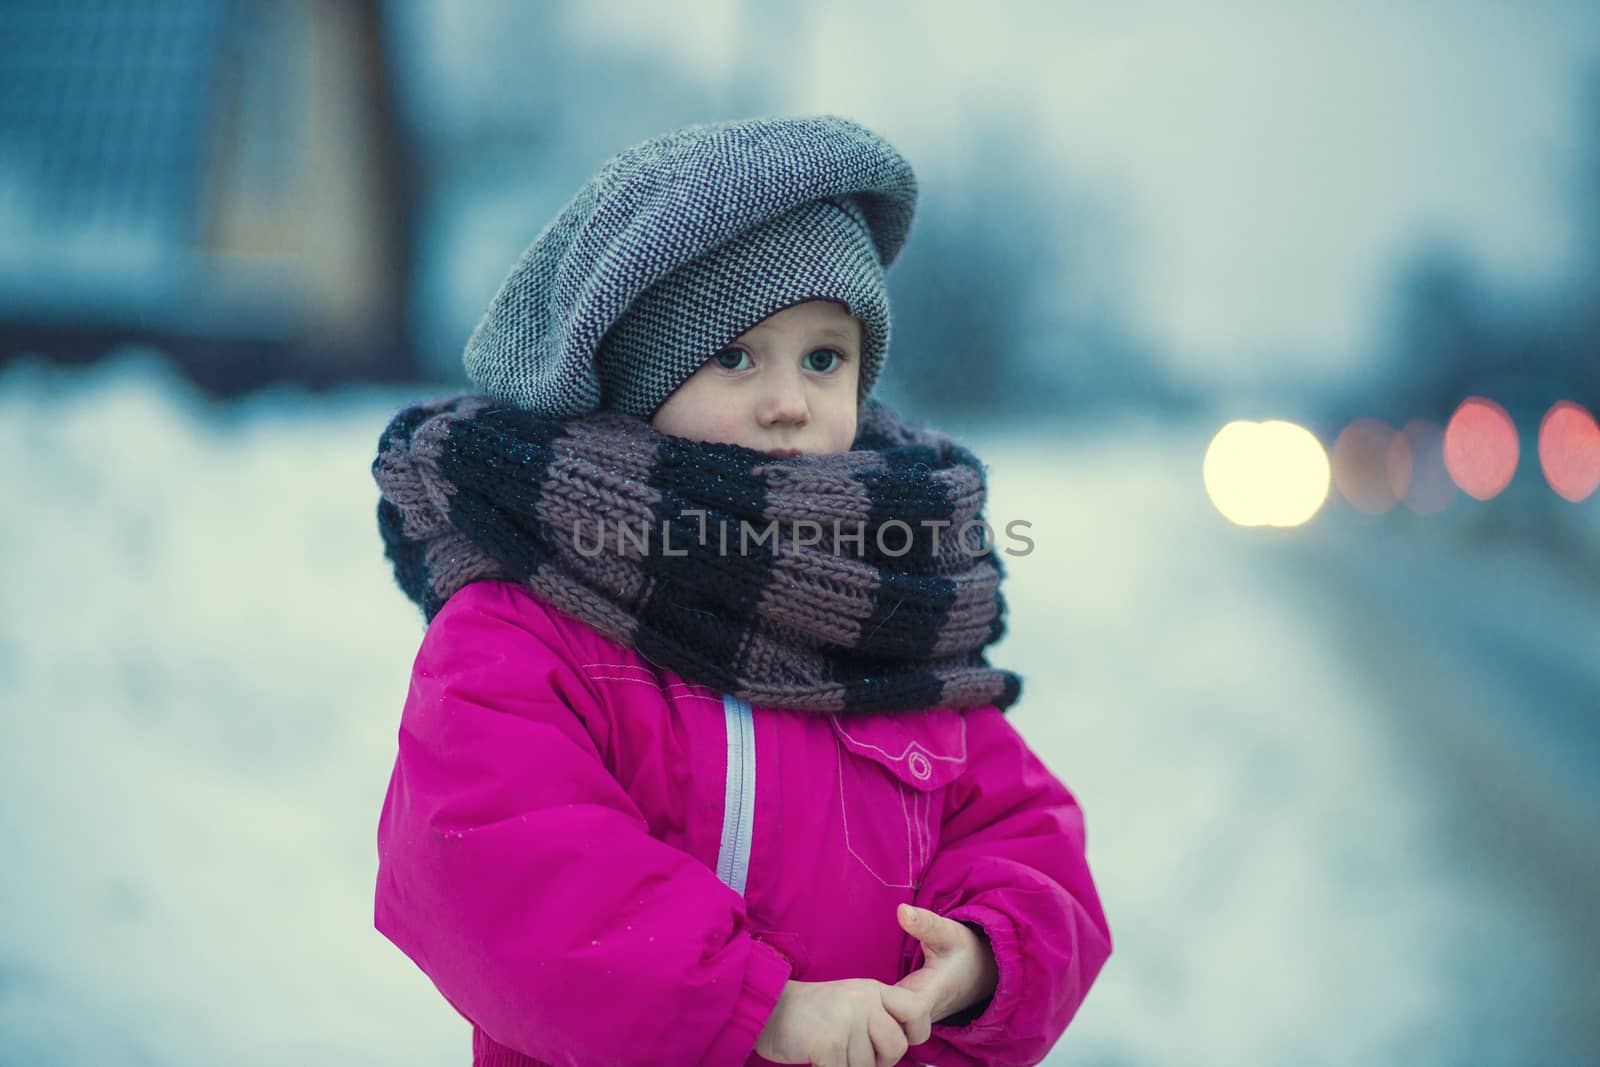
[0,0,412,394]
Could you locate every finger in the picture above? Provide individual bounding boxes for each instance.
[880,983,933,1047]
[899,903,964,956]
[847,1022,875,1067]
[879,981,925,1022]
[869,1008,910,1066]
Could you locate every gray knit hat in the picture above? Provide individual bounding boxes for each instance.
[462,115,919,418]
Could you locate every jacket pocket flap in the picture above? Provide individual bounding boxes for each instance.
[829,709,969,792]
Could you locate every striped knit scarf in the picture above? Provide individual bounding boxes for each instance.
[372,392,1021,716]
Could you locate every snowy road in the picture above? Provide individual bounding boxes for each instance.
[1287,517,1600,831]
[1,351,1594,1065]
[1276,516,1600,1063]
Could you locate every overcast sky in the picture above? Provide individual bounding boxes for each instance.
[566,0,1600,392]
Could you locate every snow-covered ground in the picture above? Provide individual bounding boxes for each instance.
[1,349,1593,1065]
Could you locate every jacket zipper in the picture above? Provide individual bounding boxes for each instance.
[716,693,756,895]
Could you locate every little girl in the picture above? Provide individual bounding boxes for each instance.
[371,115,1112,1067]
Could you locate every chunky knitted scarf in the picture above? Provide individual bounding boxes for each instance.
[372,393,1021,716]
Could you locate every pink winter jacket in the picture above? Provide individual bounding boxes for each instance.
[374,579,1112,1066]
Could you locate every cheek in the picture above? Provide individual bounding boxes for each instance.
[699,410,748,444]
[824,400,859,451]
[653,392,746,445]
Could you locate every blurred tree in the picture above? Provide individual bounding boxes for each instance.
[1373,62,1600,425]
[390,0,786,383]
[1378,236,1591,436]
[1361,73,1600,553]
[1566,65,1600,405]
[1380,239,1499,419]
[880,114,1173,422]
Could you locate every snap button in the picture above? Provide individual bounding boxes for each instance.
[908,751,931,780]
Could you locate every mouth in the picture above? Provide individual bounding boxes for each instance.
[766,448,805,459]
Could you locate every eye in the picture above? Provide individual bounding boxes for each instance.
[805,348,846,372]
[712,347,752,371]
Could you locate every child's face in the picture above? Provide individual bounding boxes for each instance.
[650,300,862,456]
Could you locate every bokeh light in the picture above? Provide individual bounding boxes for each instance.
[1331,418,1400,514]
[1204,421,1264,526]
[1203,419,1330,527]
[1443,396,1519,500]
[1538,400,1600,503]
[1388,419,1455,515]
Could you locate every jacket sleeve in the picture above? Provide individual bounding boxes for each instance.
[373,581,792,1067]
[904,705,1113,1067]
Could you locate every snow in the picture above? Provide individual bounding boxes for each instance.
[1,349,1592,1064]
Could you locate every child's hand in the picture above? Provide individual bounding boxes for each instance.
[754,977,920,1066]
[885,903,999,1042]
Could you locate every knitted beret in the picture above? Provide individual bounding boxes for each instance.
[462,115,919,417]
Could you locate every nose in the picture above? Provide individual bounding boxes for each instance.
[756,366,809,428]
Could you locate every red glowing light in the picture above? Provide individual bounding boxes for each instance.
[1443,397,1518,501]
[1538,400,1600,503]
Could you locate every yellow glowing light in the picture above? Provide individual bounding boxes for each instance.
[1203,421,1266,526]
[1203,420,1331,527]
[1261,420,1332,525]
